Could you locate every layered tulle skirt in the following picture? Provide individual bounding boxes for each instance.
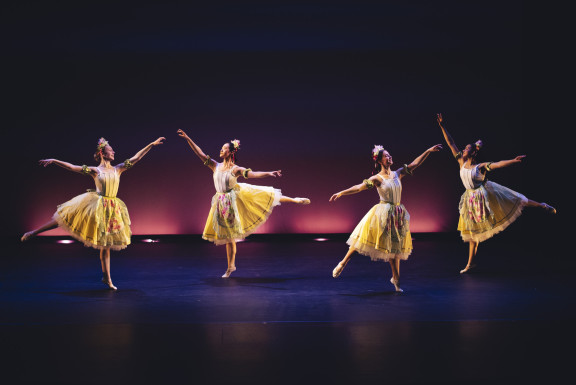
[347,202,412,262]
[458,181,527,243]
[203,183,282,245]
[53,191,131,250]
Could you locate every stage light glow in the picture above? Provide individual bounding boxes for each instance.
[314,238,329,242]
[142,239,159,243]
[57,239,74,244]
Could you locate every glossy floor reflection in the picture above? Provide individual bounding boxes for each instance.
[2,234,574,384]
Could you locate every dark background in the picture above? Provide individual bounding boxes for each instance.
[2,1,564,240]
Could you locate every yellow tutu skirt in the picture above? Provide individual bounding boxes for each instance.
[53,191,131,250]
[458,181,527,243]
[203,183,282,245]
[347,202,413,262]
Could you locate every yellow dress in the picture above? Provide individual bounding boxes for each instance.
[458,165,527,242]
[347,172,413,261]
[53,167,131,250]
[203,163,282,245]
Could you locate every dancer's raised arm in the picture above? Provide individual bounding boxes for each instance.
[119,137,165,171]
[177,129,215,170]
[399,144,443,177]
[233,166,282,179]
[329,176,380,202]
[38,159,94,175]
[478,155,526,173]
[437,113,461,162]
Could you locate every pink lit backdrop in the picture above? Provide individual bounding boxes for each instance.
[5,3,558,239]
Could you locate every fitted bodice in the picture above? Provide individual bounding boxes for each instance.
[213,163,238,193]
[94,168,121,198]
[376,172,402,204]
[460,165,485,190]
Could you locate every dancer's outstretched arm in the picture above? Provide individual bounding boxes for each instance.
[437,113,462,164]
[177,129,215,170]
[329,176,380,202]
[38,159,95,175]
[233,166,282,179]
[478,155,526,173]
[399,144,442,177]
[119,137,165,171]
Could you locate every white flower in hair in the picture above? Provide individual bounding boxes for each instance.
[230,139,240,151]
[97,137,109,151]
[372,145,384,160]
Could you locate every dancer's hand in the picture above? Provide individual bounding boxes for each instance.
[436,113,443,125]
[428,144,443,152]
[39,159,55,167]
[177,129,189,139]
[514,155,526,162]
[152,137,166,146]
[269,170,282,177]
[329,193,341,202]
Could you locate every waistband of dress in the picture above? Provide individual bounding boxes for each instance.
[216,188,235,194]
[87,189,115,198]
[380,201,401,205]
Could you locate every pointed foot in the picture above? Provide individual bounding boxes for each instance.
[332,262,345,278]
[542,203,556,214]
[102,278,117,290]
[390,277,403,292]
[21,231,35,242]
[222,266,237,278]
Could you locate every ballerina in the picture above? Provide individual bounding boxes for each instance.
[330,143,442,292]
[21,136,165,289]
[177,129,310,278]
[437,113,556,273]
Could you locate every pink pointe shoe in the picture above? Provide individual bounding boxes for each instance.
[102,277,117,291]
[332,262,345,278]
[390,277,403,292]
[296,198,311,205]
[460,264,476,274]
[222,266,236,278]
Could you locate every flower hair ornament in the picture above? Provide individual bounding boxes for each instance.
[230,139,240,153]
[96,138,109,155]
[372,145,384,160]
[474,140,483,151]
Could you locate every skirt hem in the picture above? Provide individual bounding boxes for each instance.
[347,238,412,262]
[53,212,130,251]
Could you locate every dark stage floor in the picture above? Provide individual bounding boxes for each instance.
[2,234,574,385]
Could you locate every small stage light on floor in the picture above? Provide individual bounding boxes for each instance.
[57,239,74,244]
[142,239,159,243]
[314,238,329,242]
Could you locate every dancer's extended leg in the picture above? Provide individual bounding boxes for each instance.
[525,199,557,214]
[332,247,355,278]
[21,219,59,241]
[280,196,311,205]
